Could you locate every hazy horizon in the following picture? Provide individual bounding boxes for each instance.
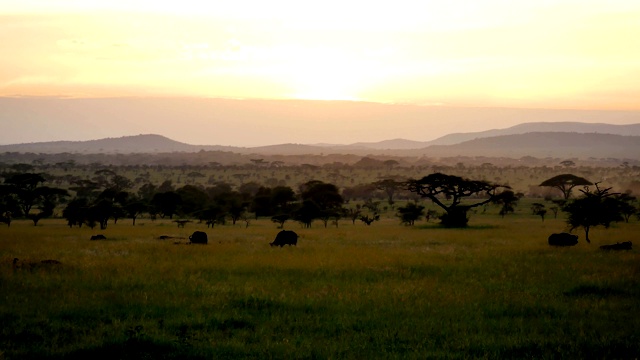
[1,97,640,147]
[2,1,639,146]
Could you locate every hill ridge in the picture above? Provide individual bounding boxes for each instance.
[1,122,639,160]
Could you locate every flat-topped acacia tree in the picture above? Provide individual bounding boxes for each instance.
[405,173,508,228]
[539,174,592,199]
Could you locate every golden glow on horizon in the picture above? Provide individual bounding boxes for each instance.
[1,1,640,109]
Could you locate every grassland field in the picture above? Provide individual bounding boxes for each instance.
[1,208,639,359]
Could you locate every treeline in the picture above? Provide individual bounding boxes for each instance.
[1,160,639,230]
[0,167,420,229]
[2,149,638,168]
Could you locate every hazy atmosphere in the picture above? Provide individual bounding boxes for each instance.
[2,1,640,146]
[2,2,640,358]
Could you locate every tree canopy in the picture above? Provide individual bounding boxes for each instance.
[562,183,624,243]
[539,174,592,199]
[406,173,507,227]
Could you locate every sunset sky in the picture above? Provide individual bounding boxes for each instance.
[1,1,639,145]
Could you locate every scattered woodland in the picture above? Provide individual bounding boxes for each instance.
[1,150,639,358]
[0,152,639,229]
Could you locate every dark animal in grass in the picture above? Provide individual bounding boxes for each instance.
[189,231,208,244]
[90,234,107,240]
[548,233,578,246]
[270,230,298,247]
[13,258,62,271]
[599,241,632,251]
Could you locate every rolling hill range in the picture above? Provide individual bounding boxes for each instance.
[1,121,639,161]
[0,134,235,154]
[345,122,640,149]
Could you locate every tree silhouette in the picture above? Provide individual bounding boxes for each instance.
[406,173,506,227]
[176,185,208,216]
[271,214,291,228]
[539,174,592,199]
[271,186,296,212]
[27,186,69,225]
[295,180,344,227]
[3,172,68,224]
[151,191,182,219]
[359,214,380,226]
[492,190,520,218]
[373,178,404,206]
[397,202,425,225]
[614,193,637,223]
[294,200,320,228]
[531,203,547,221]
[3,172,47,216]
[563,183,624,243]
[63,198,90,228]
[124,196,147,226]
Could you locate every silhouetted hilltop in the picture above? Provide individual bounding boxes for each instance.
[1,125,639,161]
[349,122,640,148]
[425,122,640,146]
[418,132,639,159]
[0,134,236,154]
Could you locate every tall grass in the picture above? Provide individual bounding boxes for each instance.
[1,216,638,359]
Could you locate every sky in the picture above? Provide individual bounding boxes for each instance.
[1,1,640,145]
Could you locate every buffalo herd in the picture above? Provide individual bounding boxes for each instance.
[547,232,632,250]
[86,230,300,247]
[87,229,630,251]
[179,230,298,246]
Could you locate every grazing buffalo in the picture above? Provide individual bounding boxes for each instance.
[548,233,578,246]
[270,230,298,247]
[189,231,208,244]
[600,241,632,251]
[90,234,107,240]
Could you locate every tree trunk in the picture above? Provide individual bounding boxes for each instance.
[440,207,469,228]
[584,226,591,243]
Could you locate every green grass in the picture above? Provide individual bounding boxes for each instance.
[1,216,639,359]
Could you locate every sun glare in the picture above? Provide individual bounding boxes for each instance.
[288,71,363,101]
[277,49,380,101]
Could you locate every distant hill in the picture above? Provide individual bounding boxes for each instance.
[0,134,242,154]
[3,97,640,148]
[416,132,640,160]
[425,122,640,146]
[1,126,640,161]
[350,122,640,149]
[348,138,430,150]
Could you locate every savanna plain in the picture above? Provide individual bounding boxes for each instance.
[1,211,638,359]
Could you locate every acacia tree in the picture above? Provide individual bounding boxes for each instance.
[3,173,47,216]
[531,203,547,221]
[563,183,624,243]
[63,198,89,227]
[124,196,147,226]
[296,180,344,228]
[492,190,520,218]
[0,186,21,226]
[397,202,425,226]
[27,187,69,226]
[614,193,638,223]
[151,191,182,219]
[405,173,507,227]
[2,172,68,224]
[373,178,404,206]
[539,174,592,199]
